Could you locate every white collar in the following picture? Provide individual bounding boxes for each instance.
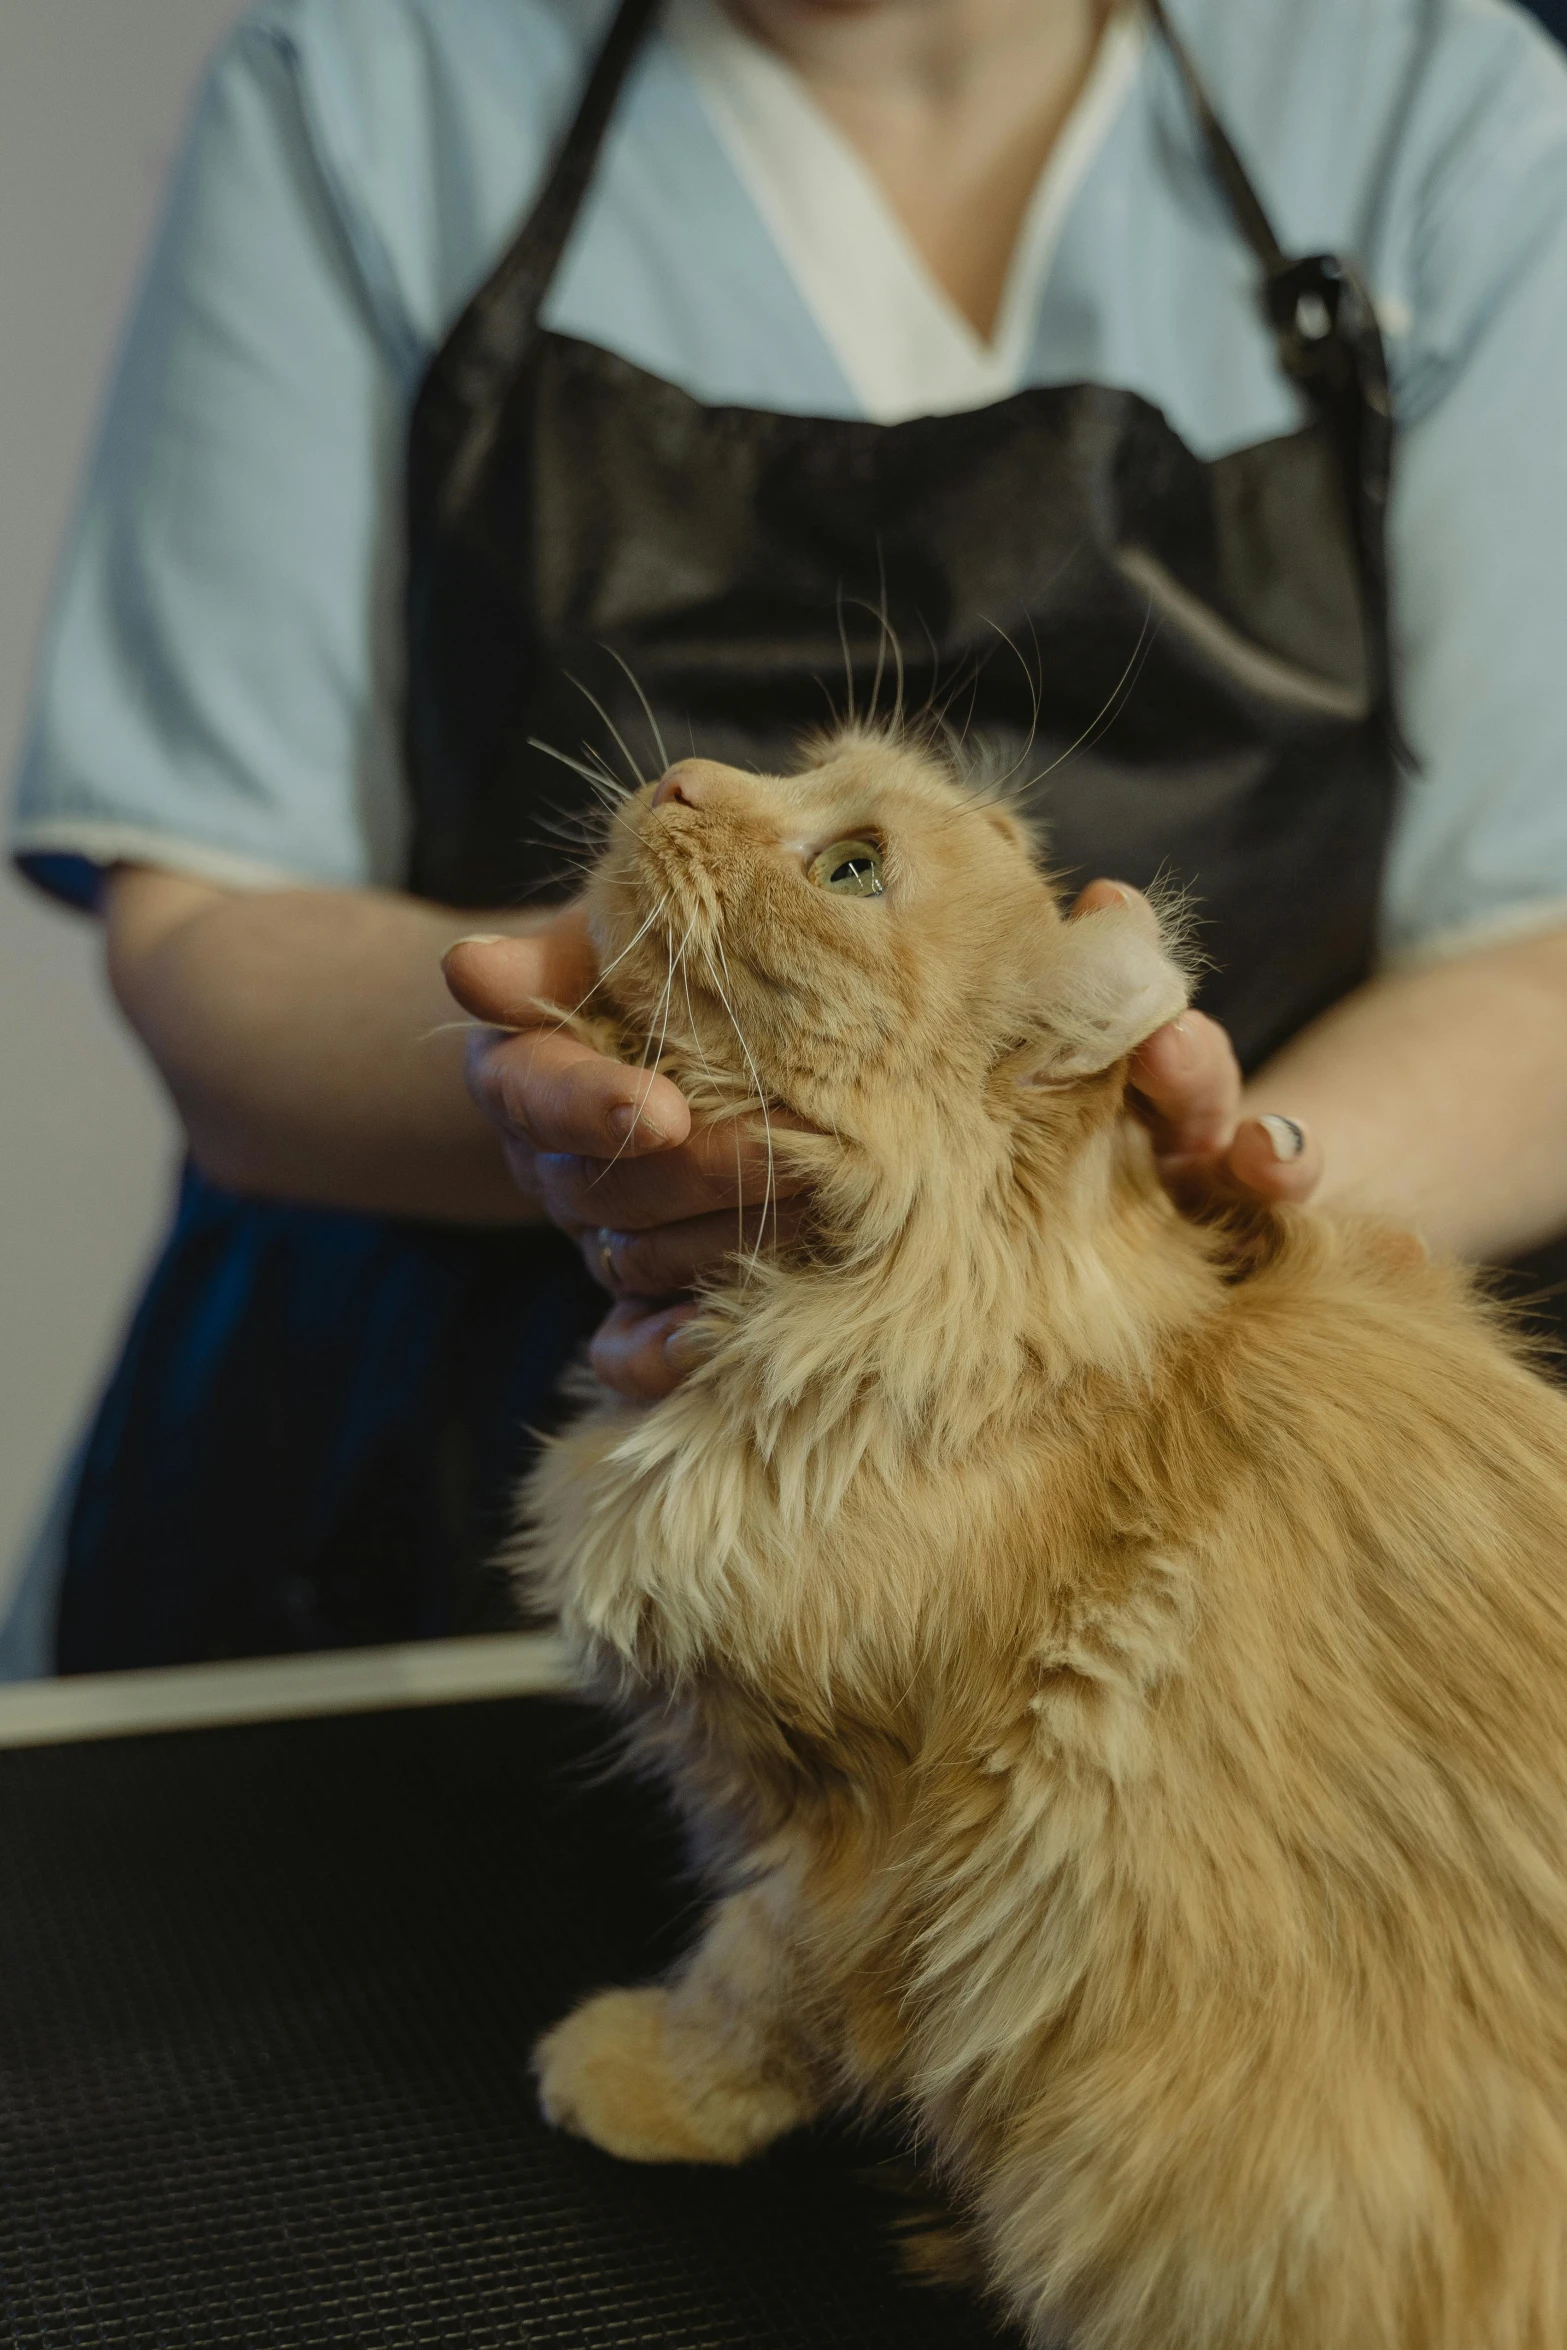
[666,0,1148,423]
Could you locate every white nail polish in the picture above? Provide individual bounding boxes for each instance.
[1258,1114,1307,1162]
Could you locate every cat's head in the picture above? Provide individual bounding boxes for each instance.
[586,730,1190,1140]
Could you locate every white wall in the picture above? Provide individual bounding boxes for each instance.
[0,1,245,1607]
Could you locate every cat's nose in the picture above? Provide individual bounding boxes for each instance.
[650,761,712,809]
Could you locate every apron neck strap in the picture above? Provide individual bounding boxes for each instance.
[412,0,663,517]
[1146,0,1406,755]
[1144,0,1386,398]
[512,0,666,319]
[1144,0,1288,276]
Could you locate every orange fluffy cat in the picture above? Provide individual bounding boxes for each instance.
[517,731,1567,2350]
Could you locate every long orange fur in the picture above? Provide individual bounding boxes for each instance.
[517,732,1567,2349]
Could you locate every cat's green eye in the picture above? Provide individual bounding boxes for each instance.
[808,839,885,898]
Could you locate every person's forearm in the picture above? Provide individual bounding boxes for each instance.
[1246,925,1567,1260]
[106,870,547,1224]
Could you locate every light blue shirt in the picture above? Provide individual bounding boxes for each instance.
[11,0,1567,964]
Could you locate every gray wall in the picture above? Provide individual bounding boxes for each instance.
[0,1,245,1609]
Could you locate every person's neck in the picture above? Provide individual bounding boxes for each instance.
[719,0,1119,339]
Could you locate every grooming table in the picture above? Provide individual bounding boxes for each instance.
[0,1639,1005,2348]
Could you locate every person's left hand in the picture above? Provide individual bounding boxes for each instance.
[586,887,1321,1395]
[1071,880,1324,1215]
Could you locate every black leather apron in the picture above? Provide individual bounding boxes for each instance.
[57,0,1403,1671]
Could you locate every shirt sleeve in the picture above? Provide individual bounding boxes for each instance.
[8,13,411,910]
[1379,10,1567,966]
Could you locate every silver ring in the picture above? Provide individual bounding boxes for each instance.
[595,1227,618,1290]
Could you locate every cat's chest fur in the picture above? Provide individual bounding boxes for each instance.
[517,1334,1196,1772]
[523,1378,1009,1685]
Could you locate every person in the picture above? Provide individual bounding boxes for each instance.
[8,0,1567,1674]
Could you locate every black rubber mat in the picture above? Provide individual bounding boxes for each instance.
[0,1694,1005,2348]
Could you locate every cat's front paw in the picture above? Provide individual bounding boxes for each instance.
[533,1985,809,2165]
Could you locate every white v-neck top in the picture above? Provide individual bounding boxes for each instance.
[12,0,1567,971]
[667,0,1150,423]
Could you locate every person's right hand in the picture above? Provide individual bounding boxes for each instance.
[442,904,810,1398]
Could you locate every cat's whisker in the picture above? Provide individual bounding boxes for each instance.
[593,904,698,1187]
[967,543,1085,774]
[623,924,679,1095]
[675,914,717,1083]
[843,584,910,743]
[945,605,1163,837]
[528,735,628,800]
[836,585,857,730]
[415,1016,494,1043]
[518,857,600,897]
[643,922,686,1087]
[872,591,906,737]
[868,567,890,727]
[515,823,611,883]
[1022,601,1157,788]
[940,538,1083,776]
[527,742,647,860]
[634,939,674,1081]
[905,609,946,746]
[584,761,632,810]
[916,583,1079,814]
[926,606,1158,845]
[670,917,755,1271]
[919,641,993,756]
[695,943,758,1276]
[810,669,848,732]
[840,558,913,738]
[601,643,670,778]
[575,745,638,814]
[707,931,775,1282]
[426,889,669,1052]
[590,952,679,1184]
[536,893,672,1046]
[967,617,1043,803]
[522,806,610,847]
[566,671,649,791]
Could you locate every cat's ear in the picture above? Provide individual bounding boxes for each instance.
[982,803,1037,859]
[1025,905,1190,1082]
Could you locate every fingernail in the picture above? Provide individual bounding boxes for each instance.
[1258,1114,1307,1162]
[608,1101,668,1146]
[443,932,506,960]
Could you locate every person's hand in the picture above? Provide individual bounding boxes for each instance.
[1071,880,1323,1214]
[444,886,1317,1404]
[442,903,809,1400]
